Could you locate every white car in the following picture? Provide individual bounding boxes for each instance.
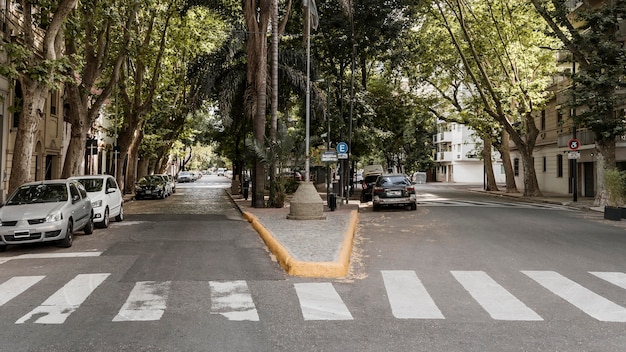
[70,175,124,228]
[0,180,94,251]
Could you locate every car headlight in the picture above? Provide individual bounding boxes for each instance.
[92,200,103,208]
[45,211,63,223]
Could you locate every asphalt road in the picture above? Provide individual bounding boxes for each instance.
[0,179,624,351]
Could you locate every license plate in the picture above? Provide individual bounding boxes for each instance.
[145,190,151,194]
[13,231,30,238]
[387,191,401,196]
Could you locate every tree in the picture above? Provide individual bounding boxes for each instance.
[115,0,174,193]
[0,0,77,194]
[62,0,131,178]
[431,0,557,196]
[530,0,626,205]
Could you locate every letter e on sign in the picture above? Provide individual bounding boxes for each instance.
[568,138,580,151]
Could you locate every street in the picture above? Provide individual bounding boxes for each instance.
[0,178,624,351]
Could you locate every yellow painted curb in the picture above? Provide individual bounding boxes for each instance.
[243,210,358,278]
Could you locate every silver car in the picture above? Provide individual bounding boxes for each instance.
[0,180,94,251]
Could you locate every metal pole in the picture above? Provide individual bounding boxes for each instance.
[572,59,577,202]
[304,4,311,182]
[326,81,330,204]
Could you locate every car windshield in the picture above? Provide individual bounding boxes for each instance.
[378,176,410,187]
[6,184,68,205]
[141,175,162,183]
[77,178,104,192]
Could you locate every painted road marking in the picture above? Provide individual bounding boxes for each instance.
[0,251,103,264]
[113,281,171,322]
[382,270,444,319]
[295,282,353,320]
[0,276,45,306]
[452,271,543,321]
[16,273,109,324]
[209,280,259,321]
[523,271,626,322]
[590,272,626,290]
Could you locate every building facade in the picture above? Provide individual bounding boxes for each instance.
[433,121,506,184]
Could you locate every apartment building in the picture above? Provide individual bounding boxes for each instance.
[433,121,506,184]
[0,1,69,201]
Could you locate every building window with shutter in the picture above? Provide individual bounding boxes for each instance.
[557,154,563,178]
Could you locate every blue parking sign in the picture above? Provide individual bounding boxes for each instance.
[336,142,348,154]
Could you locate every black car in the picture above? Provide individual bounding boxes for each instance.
[135,175,168,199]
[372,174,417,211]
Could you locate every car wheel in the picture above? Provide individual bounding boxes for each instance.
[161,189,166,199]
[59,221,74,248]
[373,204,381,212]
[115,205,124,222]
[97,207,110,228]
[84,215,94,235]
[410,202,417,210]
[0,245,6,252]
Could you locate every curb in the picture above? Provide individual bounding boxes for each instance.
[242,210,359,278]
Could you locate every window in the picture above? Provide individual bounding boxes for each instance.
[514,158,519,176]
[543,157,547,172]
[541,110,546,130]
[557,154,563,178]
[50,90,58,116]
[557,109,563,125]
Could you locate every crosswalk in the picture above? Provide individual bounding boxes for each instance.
[415,195,570,209]
[0,270,624,324]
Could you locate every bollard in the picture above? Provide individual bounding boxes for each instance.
[328,193,337,211]
[243,180,250,200]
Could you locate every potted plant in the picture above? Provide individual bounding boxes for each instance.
[603,168,625,220]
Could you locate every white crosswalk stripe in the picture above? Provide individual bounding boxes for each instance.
[523,271,626,322]
[295,282,353,320]
[589,271,626,290]
[1,270,625,324]
[382,270,444,319]
[113,281,171,322]
[452,271,543,321]
[209,280,259,321]
[15,273,110,324]
[0,276,45,306]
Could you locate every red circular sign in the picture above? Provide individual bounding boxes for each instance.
[568,138,580,151]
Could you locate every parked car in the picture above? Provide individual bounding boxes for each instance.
[154,174,173,196]
[70,175,124,228]
[217,168,226,176]
[360,165,384,203]
[372,174,417,211]
[166,175,176,193]
[135,175,168,199]
[177,171,194,183]
[0,180,94,251]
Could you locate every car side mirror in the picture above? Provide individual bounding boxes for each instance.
[106,187,116,194]
[72,195,80,203]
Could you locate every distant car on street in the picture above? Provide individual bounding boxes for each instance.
[360,165,384,203]
[70,175,124,228]
[217,168,226,176]
[177,171,194,183]
[135,175,168,199]
[372,174,417,211]
[0,179,94,251]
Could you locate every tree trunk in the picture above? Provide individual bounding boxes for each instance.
[8,81,47,194]
[482,137,498,191]
[62,85,90,177]
[594,139,615,206]
[499,130,518,193]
